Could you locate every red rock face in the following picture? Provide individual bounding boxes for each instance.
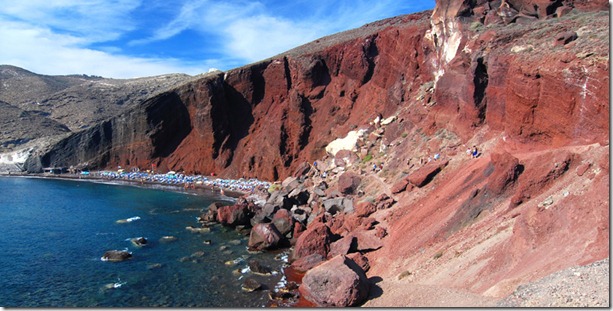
[31,1,609,305]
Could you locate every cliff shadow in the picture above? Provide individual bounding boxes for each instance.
[145,92,192,158]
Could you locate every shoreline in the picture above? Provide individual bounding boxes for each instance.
[0,172,254,200]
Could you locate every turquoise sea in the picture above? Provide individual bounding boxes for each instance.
[0,176,286,307]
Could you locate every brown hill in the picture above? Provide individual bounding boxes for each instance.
[0,65,194,153]
[15,0,610,307]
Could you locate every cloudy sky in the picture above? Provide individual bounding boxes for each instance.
[0,1,435,78]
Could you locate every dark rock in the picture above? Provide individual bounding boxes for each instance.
[248,223,283,251]
[242,277,262,292]
[130,237,148,247]
[248,259,273,275]
[322,197,349,215]
[299,255,369,307]
[554,31,578,46]
[338,171,362,194]
[102,250,132,262]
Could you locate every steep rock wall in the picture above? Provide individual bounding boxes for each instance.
[28,2,608,184]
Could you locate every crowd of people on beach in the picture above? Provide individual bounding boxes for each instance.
[97,170,270,194]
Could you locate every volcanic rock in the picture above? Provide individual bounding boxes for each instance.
[248,223,283,251]
[338,171,362,194]
[290,222,332,262]
[407,160,449,187]
[299,255,369,307]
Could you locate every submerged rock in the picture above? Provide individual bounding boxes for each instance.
[159,235,177,243]
[242,277,263,292]
[130,237,148,247]
[101,250,132,262]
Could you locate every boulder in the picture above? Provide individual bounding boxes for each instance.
[391,178,410,194]
[322,197,352,215]
[328,235,356,258]
[407,160,448,187]
[338,172,362,194]
[347,252,370,272]
[130,237,148,247]
[291,222,332,262]
[217,203,251,227]
[272,208,294,236]
[242,277,262,292]
[101,250,132,262]
[299,255,369,307]
[554,31,578,46]
[375,193,396,210]
[290,253,325,272]
[355,201,376,218]
[248,259,272,275]
[248,223,283,251]
[352,230,383,252]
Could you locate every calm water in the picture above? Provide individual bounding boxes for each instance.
[0,176,287,307]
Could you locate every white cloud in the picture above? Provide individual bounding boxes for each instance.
[0,0,435,78]
[0,20,205,78]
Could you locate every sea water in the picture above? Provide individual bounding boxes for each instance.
[0,176,286,307]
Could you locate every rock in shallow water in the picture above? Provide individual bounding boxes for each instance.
[101,250,132,262]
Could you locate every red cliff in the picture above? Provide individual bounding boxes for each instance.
[28,0,609,306]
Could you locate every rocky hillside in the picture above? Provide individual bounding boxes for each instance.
[10,0,611,307]
[0,65,194,153]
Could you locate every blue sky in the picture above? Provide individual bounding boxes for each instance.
[0,1,434,78]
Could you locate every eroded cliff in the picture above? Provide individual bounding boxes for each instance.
[23,0,609,306]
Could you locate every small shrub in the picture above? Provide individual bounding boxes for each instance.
[470,21,482,31]
[433,251,443,260]
[362,154,373,163]
[401,132,408,138]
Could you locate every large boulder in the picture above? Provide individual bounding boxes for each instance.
[407,160,449,187]
[248,223,283,251]
[271,208,294,236]
[217,202,251,227]
[299,255,370,307]
[291,222,332,262]
[355,201,376,218]
[351,229,383,252]
[101,250,132,262]
[338,171,362,194]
